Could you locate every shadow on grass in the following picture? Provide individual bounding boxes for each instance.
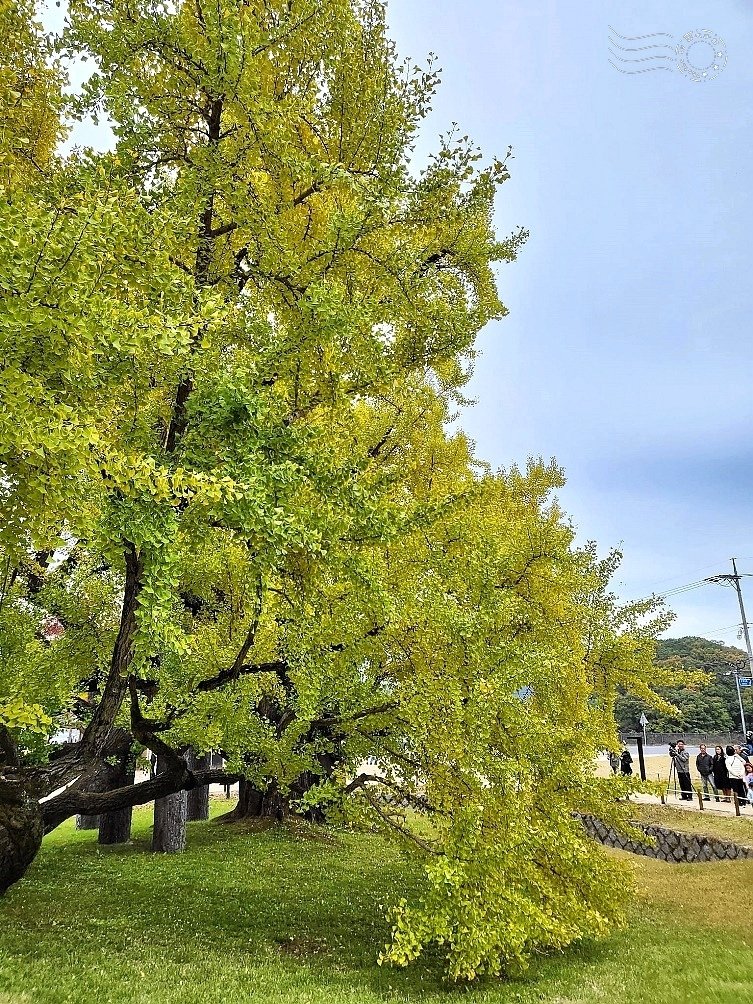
[5,806,725,1004]
[4,808,454,998]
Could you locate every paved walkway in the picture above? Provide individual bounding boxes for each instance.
[629,789,751,818]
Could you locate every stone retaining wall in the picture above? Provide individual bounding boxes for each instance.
[579,814,753,863]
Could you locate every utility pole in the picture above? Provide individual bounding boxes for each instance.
[705,559,753,736]
[732,558,753,678]
[731,558,752,738]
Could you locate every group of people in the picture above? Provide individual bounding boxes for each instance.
[669,738,753,807]
[609,748,635,776]
[608,733,753,808]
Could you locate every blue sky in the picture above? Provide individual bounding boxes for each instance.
[385,0,753,642]
[43,0,753,642]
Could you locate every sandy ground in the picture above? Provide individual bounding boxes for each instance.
[594,753,669,781]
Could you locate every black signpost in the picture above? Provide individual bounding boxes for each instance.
[626,733,647,781]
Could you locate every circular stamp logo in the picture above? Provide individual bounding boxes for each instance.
[675,29,727,82]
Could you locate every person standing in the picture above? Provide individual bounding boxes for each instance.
[670,741,693,801]
[712,745,731,802]
[725,745,747,808]
[620,748,633,775]
[744,762,753,808]
[695,744,718,802]
[608,750,620,774]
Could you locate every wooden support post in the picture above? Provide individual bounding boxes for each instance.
[696,787,704,810]
[734,791,741,816]
[636,735,646,782]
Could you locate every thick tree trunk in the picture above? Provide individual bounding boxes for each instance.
[152,756,187,852]
[97,806,132,844]
[77,546,143,762]
[227,746,341,824]
[0,783,43,895]
[228,778,285,820]
[228,778,326,822]
[98,753,136,845]
[185,750,210,821]
[70,742,138,839]
[0,725,19,769]
[76,814,100,830]
[291,770,329,824]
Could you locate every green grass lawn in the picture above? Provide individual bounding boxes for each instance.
[630,801,753,844]
[1,800,752,1003]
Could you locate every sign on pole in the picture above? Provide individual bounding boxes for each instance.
[739,678,753,688]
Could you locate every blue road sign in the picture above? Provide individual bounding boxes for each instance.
[739,678,753,687]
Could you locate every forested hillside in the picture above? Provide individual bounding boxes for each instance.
[615,636,752,733]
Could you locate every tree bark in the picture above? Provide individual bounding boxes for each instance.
[77,545,143,761]
[228,778,298,821]
[98,752,136,845]
[0,782,43,895]
[151,755,187,852]
[226,742,342,824]
[76,814,100,830]
[0,725,19,768]
[185,750,210,821]
[229,778,270,820]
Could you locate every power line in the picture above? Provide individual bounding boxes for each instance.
[636,562,736,594]
[633,565,753,606]
[630,560,753,606]
[659,580,710,598]
[633,578,710,604]
[687,622,747,638]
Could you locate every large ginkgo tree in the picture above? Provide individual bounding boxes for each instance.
[0,0,671,981]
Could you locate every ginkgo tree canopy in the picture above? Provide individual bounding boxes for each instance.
[0,0,674,981]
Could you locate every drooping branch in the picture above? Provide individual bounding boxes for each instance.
[353,731,425,772]
[128,678,185,768]
[344,772,437,814]
[358,787,441,855]
[42,767,241,825]
[344,771,380,795]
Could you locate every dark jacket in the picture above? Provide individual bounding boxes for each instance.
[696,752,714,777]
[620,750,633,775]
[712,752,729,788]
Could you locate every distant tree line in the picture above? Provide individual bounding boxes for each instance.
[615,636,753,734]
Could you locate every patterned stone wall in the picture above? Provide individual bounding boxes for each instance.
[579,814,753,863]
